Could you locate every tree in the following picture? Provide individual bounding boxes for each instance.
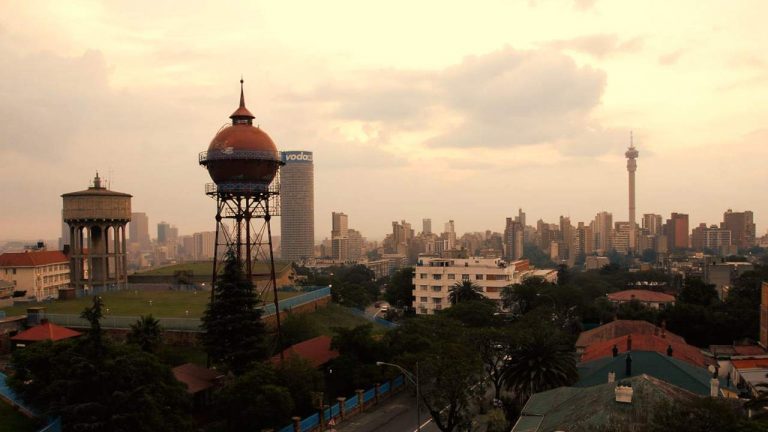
[201,249,267,375]
[501,277,553,314]
[448,280,484,305]
[274,357,324,417]
[385,267,415,308]
[616,299,659,323]
[127,314,162,353]
[471,327,516,400]
[440,299,499,328]
[502,323,577,402]
[10,318,190,431]
[81,295,105,352]
[678,277,719,306]
[213,363,295,431]
[280,312,321,348]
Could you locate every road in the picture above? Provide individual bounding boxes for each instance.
[334,390,440,432]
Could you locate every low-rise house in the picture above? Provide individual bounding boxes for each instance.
[606,289,675,310]
[10,319,81,349]
[576,320,686,354]
[172,363,223,408]
[729,358,768,398]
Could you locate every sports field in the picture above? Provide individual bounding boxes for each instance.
[0,288,299,319]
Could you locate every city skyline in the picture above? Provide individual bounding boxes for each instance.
[2,1,768,241]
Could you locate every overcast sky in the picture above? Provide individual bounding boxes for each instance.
[1,1,766,243]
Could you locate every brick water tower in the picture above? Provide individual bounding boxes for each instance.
[62,173,132,293]
[199,80,284,323]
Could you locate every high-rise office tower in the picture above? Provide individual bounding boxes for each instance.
[331,212,349,261]
[665,213,689,250]
[593,211,613,253]
[722,209,756,248]
[423,218,432,235]
[642,214,663,236]
[625,133,639,252]
[444,220,456,250]
[280,151,315,262]
[157,221,171,244]
[130,212,150,249]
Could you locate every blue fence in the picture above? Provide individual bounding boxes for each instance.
[262,287,331,316]
[278,375,404,431]
[0,372,60,432]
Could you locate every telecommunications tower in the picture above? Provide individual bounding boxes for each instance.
[625,132,639,253]
[199,80,284,344]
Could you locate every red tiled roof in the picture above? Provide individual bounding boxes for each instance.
[607,289,675,303]
[577,320,686,349]
[172,363,223,394]
[11,321,81,342]
[733,346,768,356]
[580,333,711,368]
[0,251,68,268]
[731,358,768,370]
[270,335,339,368]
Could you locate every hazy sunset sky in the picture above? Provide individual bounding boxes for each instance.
[1,1,766,242]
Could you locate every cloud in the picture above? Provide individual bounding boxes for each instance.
[544,34,644,58]
[658,49,685,66]
[297,46,613,155]
[573,0,598,11]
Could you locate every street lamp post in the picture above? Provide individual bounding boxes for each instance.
[376,361,420,432]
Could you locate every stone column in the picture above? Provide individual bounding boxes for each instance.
[337,397,346,419]
[375,383,381,404]
[121,225,127,287]
[291,416,301,432]
[356,389,365,413]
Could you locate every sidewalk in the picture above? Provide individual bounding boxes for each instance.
[335,390,434,432]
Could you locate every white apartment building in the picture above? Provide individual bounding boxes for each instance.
[412,256,534,315]
[0,250,71,301]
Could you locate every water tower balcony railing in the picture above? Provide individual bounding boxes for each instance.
[199,150,281,164]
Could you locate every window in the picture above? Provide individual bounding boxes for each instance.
[420,285,428,291]
[431,286,442,292]
[420,273,428,279]
[448,274,456,280]
[420,297,428,303]
[462,274,470,281]
[432,298,442,304]
[434,305,442,311]
[420,307,428,314]
[432,274,442,280]
[486,286,499,293]
[476,274,484,280]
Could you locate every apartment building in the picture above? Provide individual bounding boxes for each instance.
[0,250,70,301]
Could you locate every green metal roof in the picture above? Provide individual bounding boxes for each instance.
[577,351,715,395]
[512,374,698,432]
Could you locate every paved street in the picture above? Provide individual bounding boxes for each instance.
[334,390,439,432]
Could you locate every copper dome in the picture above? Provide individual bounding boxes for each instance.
[200,80,281,188]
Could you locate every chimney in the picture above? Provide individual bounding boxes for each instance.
[667,344,673,357]
[612,344,619,357]
[627,334,632,351]
[710,378,720,397]
[615,383,633,403]
[625,353,632,376]
[608,372,616,383]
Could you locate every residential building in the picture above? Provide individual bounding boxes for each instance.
[721,209,756,248]
[504,218,524,261]
[642,213,663,236]
[348,229,363,262]
[0,250,70,301]
[280,151,315,262]
[412,256,529,314]
[331,212,349,261]
[691,223,732,252]
[422,218,432,235]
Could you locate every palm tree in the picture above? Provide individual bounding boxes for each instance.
[127,314,163,353]
[448,281,484,305]
[502,328,577,402]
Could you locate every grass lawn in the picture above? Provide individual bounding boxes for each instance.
[135,260,293,276]
[0,289,299,319]
[0,403,38,432]
[306,303,388,336]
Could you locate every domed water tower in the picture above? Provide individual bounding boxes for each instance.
[199,80,284,332]
[62,173,132,293]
